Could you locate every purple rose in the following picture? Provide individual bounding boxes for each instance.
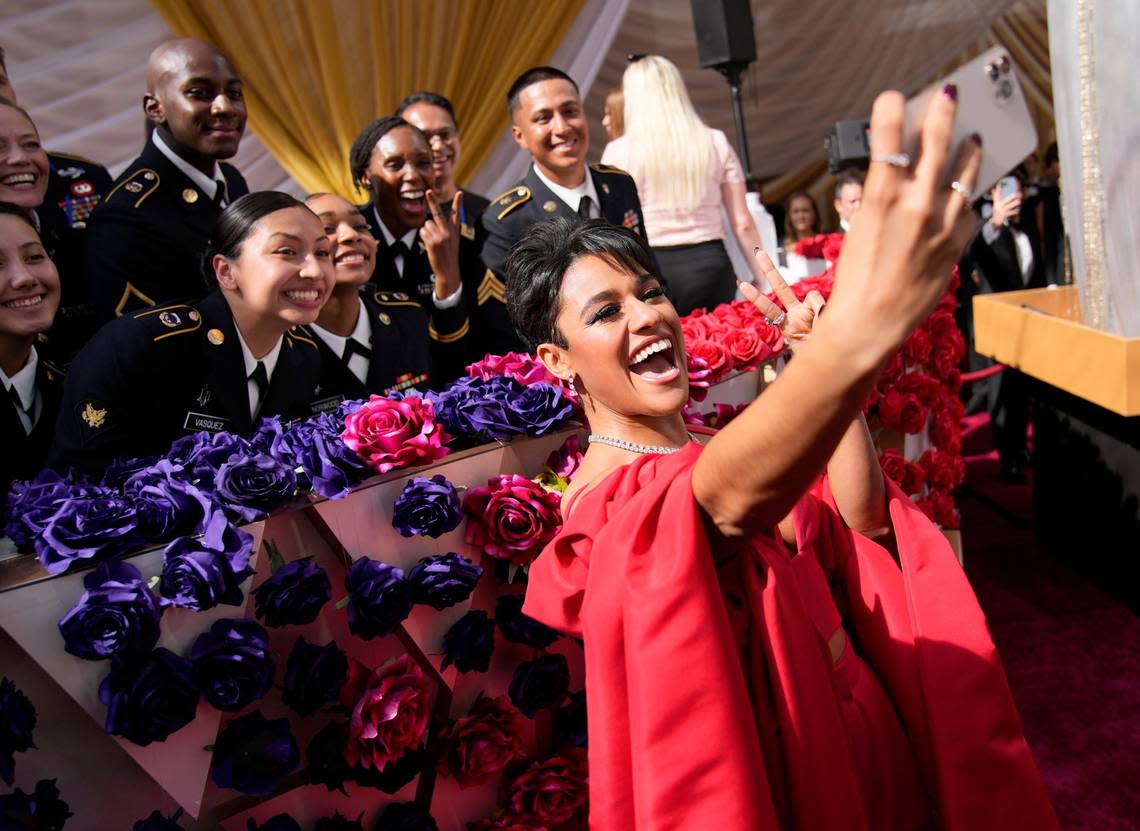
[440,610,495,674]
[314,813,364,831]
[508,654,569,718]
[407,553,482,610]
[213,453,298,522]
[123,459,216,542]
[427,376,524,442]
[58,561,166,661]
[247,815,301,831]
[35,489,142,575]
[254,559,331,627]
[0,779,72,830]
[495,594,561,649]
[375,802,439,831]
[304,720,352,794]
[344,557,412,640]
[99,648,199,746]
[0,677,36,787]
[5,468,98,552]
[258,414,368,500]
[282,637,347,717]
[100,454,159,489]
[211,710,299,796]
[556,689,587,748]
[190,619,274,712]
[159,512,254,611]
[391,475,462,538]
[132,808,184,831]
[513,383,575,437]
[165,431,254,487]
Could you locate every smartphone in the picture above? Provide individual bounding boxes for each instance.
[997,175,1020,201]
[903,47,1038,198]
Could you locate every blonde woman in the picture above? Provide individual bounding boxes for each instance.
[601,54,767,315]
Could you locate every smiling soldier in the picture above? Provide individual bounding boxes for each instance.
[84,38,250,318]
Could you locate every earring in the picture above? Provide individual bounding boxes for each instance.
[567,375,578,395]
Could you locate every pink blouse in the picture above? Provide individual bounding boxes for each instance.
[601,127,744,247]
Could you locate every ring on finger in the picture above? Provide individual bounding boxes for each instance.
[949,180,974,202]
[871,152,911,168]
[766,310,787,327]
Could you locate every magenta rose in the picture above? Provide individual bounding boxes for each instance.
[685,354,712,404]
[339,654,432,771]
[543,435,584,483]
[466,353,559,388]
[340,394,452,474]
[504,748,589,827]
[437,695,525,788]
[462,475,562,567]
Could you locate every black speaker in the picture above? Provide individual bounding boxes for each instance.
[690,0,756,69]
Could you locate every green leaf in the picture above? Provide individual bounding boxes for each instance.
[334,595,351,610]
[265,539,286,575]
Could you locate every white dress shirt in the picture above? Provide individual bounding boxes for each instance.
[152,131,230,205]
[532,163,600,218]
[310,298,373,384]
[1,347,40,433]
[235,329,283,420]
[372,210,463,309]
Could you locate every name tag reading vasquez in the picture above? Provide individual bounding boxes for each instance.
[183,412,230,433]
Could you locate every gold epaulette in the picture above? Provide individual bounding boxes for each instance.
[104,168,161,208]
[491,185,532,221]
[285,328,317,349]
[590,162,632,177]
[132,303,201,341]
[372,290,420,308]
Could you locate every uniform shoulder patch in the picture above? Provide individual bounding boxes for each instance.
[491,185,532,221]
[589,162,632,177]
[104,168,161,208]
[132,303,200,341]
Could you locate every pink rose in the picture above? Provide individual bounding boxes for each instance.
[462,475,562,566]
[544,434,584,482]
[686,354,712,403]
[340,394,452,474]
[467,352,560,388]
[504,748,589,827]
[685,339,732,382]
[437,695,526,787]
[340,653,432,770]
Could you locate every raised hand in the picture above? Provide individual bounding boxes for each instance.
[421,190,463,300]
[738,251,826,344]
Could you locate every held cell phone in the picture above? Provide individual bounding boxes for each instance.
[902,46,1038,199]
[997,175,1020,201]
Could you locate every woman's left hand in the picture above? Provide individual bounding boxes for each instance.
[738,249,826,344]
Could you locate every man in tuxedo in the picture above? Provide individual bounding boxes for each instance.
[83,38,249,319]
[481,66,648,352]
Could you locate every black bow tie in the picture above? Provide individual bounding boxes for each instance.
[342,338,370,362]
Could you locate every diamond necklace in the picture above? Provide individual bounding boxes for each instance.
[587,433,695,454]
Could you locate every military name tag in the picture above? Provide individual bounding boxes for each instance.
[310,394,345,415]
[184,411,230,433]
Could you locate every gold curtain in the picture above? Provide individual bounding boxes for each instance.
[149,0,585,197]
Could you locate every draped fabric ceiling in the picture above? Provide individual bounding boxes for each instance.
[3,0,1052,215]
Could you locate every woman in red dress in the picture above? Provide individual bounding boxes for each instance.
[506,91,1057,830]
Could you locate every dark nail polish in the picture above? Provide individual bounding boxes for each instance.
[969,132,983,147]
[942,83,958,101]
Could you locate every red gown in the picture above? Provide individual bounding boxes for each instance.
[524,443,1057,830]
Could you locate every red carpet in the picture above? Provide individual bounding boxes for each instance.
[959,414,1140,830]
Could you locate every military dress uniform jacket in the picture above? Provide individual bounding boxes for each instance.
[303,287,439,407]
[1,355,66,496]
[44,152,113,231]
[83,141,250,320]
[51,291,321,473]
[479,163,650,354]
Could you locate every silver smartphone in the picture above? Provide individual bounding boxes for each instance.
[903,47,1038,197]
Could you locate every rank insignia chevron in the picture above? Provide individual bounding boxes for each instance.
[477,269,508,306]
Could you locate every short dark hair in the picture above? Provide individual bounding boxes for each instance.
[506,217,656,349]
[203,191,310,283]
[348,116,428,186]
[834,172,863,200]
[395,91,458,129]
[506,66,578,115]
[0,201,39,235]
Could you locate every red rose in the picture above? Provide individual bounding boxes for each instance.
[437,695,526,788]
[794,234,826,259]
[902,328,933,367]
[340,653,432,771]
[863,386,881,415]
[821,233,845,263]
[685,339,732,381]
[930,408,962,456]
[877,389,928,434]
[878,351,906,387]
[924,310,960,345]
[895,371,943,408]
[929,345,960,380]
[920,448,965,493]
[879,449,926,496]
[341,395,452,474]
[723,327,770,369]
[462,475,563,566]
[919,491,960,529]
[504,748,589,827]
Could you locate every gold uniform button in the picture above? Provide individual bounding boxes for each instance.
[378,312,391,326]
[188,310,201,321]
[207,328,225,345]
[144,172,156,181]
[182,188,199,204]
[543,201,557,213]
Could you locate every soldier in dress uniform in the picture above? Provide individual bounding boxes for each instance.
[302,192,460,403]
[395,91,492,241]
[481,66,650,354]
[348,116,483,378]
[0,203,66,494]
[83,38,250,320]
[0,98,97,364]
[52,192,330,473]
